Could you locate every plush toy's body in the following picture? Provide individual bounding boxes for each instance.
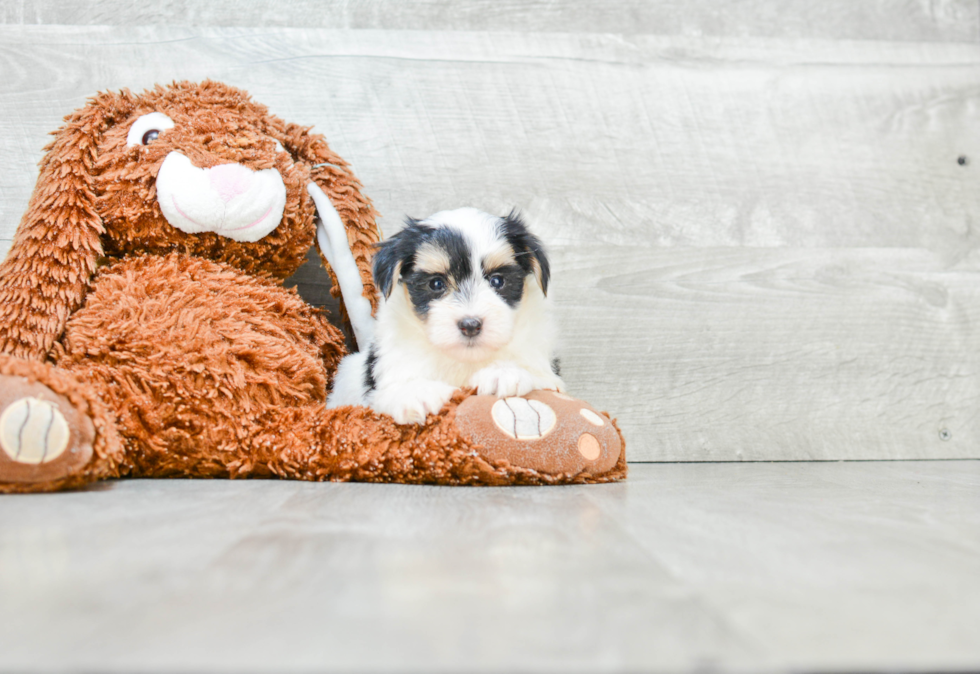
[0,82,625,493]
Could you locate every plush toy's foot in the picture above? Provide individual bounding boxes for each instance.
[0,375,96,487]
[454,390,624,480]
[238,388,624,486]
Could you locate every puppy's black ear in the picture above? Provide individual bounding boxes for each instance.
[527,234,551,297]
[501,209,551,296]
[372,218,428,298]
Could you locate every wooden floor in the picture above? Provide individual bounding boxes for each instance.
[1,462,978,673]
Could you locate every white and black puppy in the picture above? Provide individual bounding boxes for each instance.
[326,207,565,424]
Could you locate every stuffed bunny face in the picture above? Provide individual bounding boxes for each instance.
[0,81,379,362]
[91,84,318,278]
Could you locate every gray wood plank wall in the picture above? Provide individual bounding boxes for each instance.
[1,2,978,461]
[2,0,977,42]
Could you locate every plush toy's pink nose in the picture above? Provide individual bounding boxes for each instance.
[208,163,253,203]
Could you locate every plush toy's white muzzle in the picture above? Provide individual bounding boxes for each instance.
[156,151,287,242]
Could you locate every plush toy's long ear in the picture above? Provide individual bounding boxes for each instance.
[271,121,381,318]
[0,91,130,361]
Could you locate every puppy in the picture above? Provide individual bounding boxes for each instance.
[327,208,565,424]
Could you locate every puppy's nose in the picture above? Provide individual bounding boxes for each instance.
[458,317,483,338]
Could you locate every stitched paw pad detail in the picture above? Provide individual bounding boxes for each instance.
[0,374,97,486]
[0,397,70,464]
[456,390,622,476]
[491,397,558,440]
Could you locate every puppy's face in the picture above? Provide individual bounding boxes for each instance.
[374,208,550,362]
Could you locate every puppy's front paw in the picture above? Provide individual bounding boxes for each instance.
[469,363,537,397]
[372,380,458,425]
[533,372,567,394]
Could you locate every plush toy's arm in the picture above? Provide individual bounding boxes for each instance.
[308,183,375,350]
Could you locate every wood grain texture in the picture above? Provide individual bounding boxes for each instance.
[552,245,980,460]
[1,465,979,671]
[1,29,977,250]
[2,0,977,42]
[0,26,978,460]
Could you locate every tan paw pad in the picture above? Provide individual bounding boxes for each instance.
[0,397,71,464]
[491,397,557,440]
[457,390,623,476]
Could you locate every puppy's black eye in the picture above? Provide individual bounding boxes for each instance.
[429,277,445,292]
[141,130,161,145]
[489,275,505,289]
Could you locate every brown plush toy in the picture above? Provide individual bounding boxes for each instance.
[0,81,625,493]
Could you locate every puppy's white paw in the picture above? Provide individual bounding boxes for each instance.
[372,380,458,425]
[469,363,537,398]
[533,372,567,394]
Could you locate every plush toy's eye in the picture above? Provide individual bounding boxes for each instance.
[126,112,175,147]
[429,277,446,292]
[489,275,505,289]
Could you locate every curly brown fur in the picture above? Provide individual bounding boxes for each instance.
[49,254,622,485]
[0,96,111,361]
[0,80,379,365]
[91,82,379,293]
[229,391,626,486]
[0,81,624,492]
[52,254,345,477]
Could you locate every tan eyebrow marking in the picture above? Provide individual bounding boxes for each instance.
[414,242,451,275]
[481,243,516,273]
